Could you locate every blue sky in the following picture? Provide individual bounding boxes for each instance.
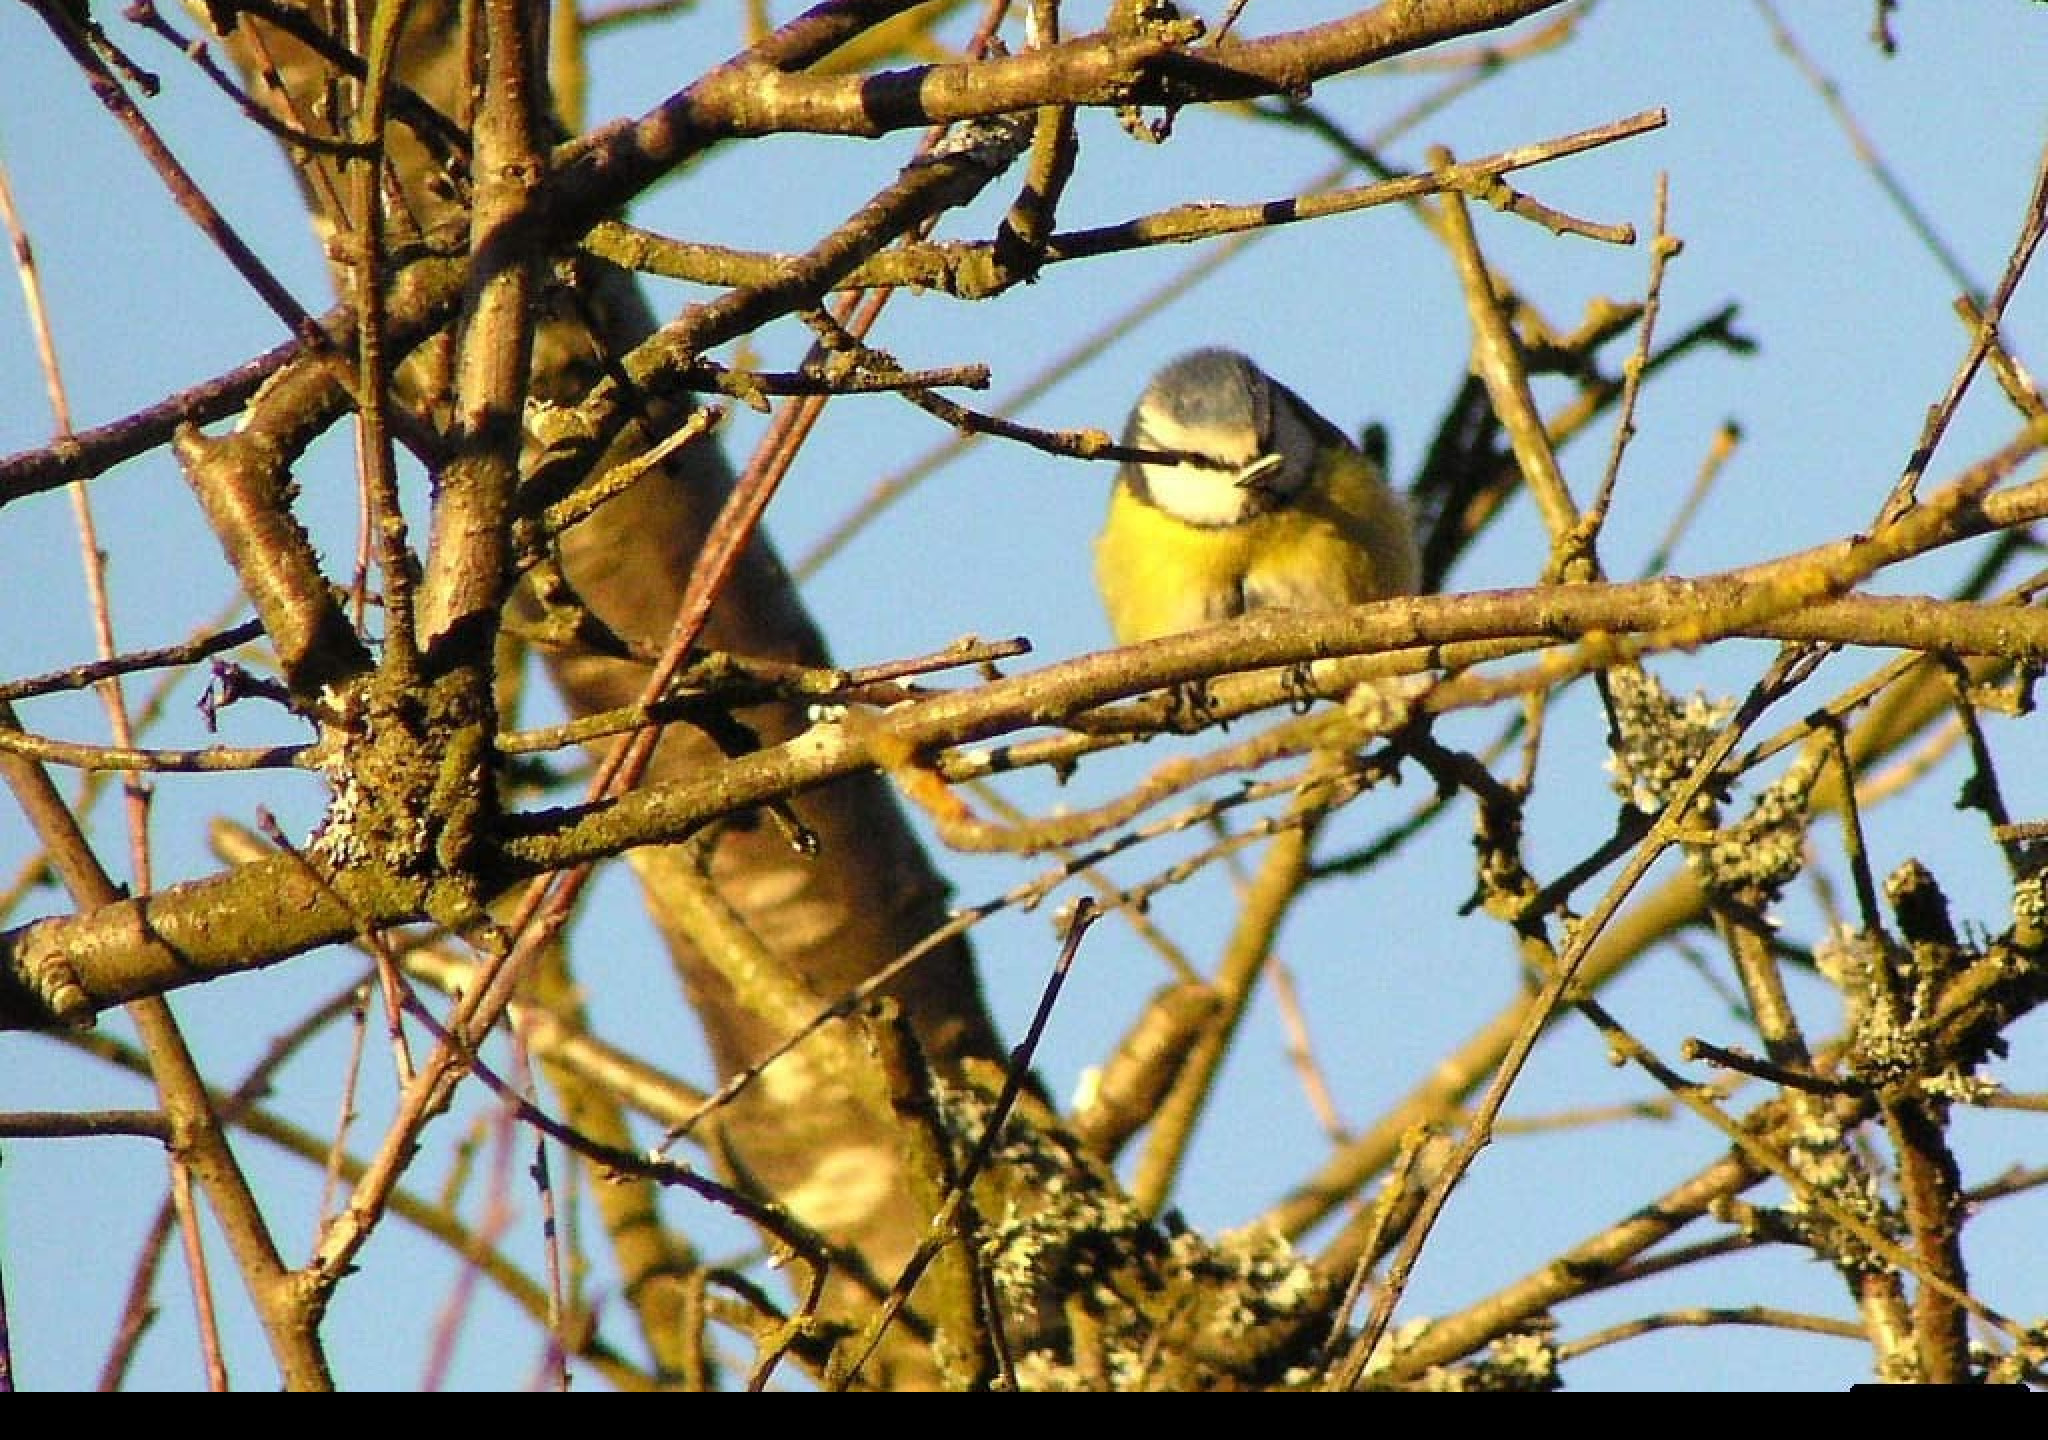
[2,1,2046,1391]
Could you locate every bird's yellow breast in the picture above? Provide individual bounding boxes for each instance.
[1093,445,1417,645]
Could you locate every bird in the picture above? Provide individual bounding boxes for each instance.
[1092,347,1420,646]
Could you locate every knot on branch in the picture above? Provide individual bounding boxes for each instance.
[309,668,503,937]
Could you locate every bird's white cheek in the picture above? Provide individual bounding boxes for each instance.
[1139,460,1257,528]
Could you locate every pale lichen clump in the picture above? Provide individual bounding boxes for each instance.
[1604,665,1823,901]
[1603,664,1732,814]
[2011,863,2048,952]
[1814,924,1928,1089]
[1685,751,1821,899]
[932,1078,1333,1390]
[1770,1107,1900,1275]
[1416,1322,1561,1392]
[308,751,372,869]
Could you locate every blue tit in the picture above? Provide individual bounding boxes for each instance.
[1093,348,1420,646]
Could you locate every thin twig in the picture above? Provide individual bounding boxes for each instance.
[28,0,326,347]
[1876,135,2048,522]
[829,899,1102,1387]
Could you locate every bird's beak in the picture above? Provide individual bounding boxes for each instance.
[1235,453,1286,490]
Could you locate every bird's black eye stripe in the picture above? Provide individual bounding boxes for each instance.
[1136,417,1240,473]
